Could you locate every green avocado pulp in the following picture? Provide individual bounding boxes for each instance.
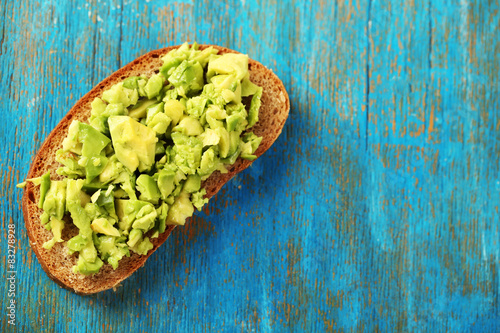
[24,43,263,275]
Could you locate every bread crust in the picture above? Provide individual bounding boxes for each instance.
[22,44,290,294]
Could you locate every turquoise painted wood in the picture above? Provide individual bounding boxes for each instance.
[1,0,500,331]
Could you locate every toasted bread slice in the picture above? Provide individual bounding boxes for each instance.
[22,44,289,294]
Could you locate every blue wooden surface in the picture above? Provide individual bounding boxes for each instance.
[1,0,500,331]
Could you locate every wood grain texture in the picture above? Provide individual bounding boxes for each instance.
[1,0,499,331]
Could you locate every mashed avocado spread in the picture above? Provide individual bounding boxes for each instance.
[21,43,263,275]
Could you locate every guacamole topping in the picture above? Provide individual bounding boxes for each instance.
[24,43,263,275]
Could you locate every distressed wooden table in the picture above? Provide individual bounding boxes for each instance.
[1,0,499,331]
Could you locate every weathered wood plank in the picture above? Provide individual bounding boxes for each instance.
[1,0,500,332]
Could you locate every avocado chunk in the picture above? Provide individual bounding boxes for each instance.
[79,237,98,263]
[105,103,127,117]
[72,236,102,275]
[163,99,185,126]
[172,115,204,136]
[40,179,66,225]
[42,218,64,250]
[122,76,140,89]
[102,82,139,108]
[227,130,241,157]
[242,132,263,153]
[89,188,118,221]
[38,171,51,209]
[128,99,158,119]
[166,191,194,226]
[108,116,158,173]
[61,120,83,155]
[155,140,166,156]
[168,60,204,97]
[130,237,154,255]
[91,218,121,237]
[201,83,226,108]
[136,174,161,204]
[89,100,128,134]
[191,188,209,211]
[144,74,165,99]
[215,127,230,158]
[131,203,157,231]
[66,179,93,238]
[189,44,218,66]
[211,74,235,90]
[126,228,154,254]
[198,147,220,178]
[240,132,263,160]
[79,122,111,183]
[211,74,242,104]
[247,87,263,128]
[97,236,130,269]
[90,97,107,116]
[241,75,260,97]
[226,102,248,132]
[56,149,85,178]
[75,255,104,275]
[112,169,137,200]
[171,132,203,175]
[146,102,171,135]
[99,155,124,184]
[206,105,227,129]
[127,229,143,247]
[198,128,220,147]
[116,199,156,234]
[67,234,87,253]
[226,113,247,132]
[183,174,201,193]
[207,53,249,81]
[186,96,207,120]
[157,165,177,200]
[116,200,139,233]
[156,202,170,233]
[160,44,188,77]
[60,121,111,183]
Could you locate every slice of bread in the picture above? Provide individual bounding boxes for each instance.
[22,44,290,294]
